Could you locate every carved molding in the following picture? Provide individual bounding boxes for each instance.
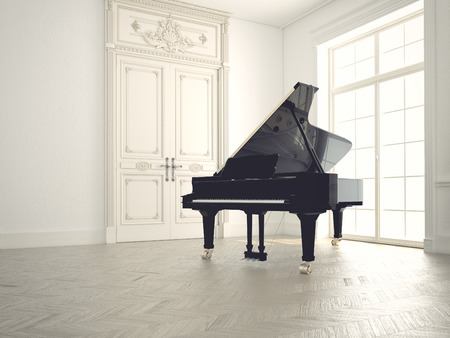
[117,0,230,24]
[114,44,223,66]
[132,15,208,54]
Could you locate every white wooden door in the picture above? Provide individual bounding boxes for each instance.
[115,54,217,242]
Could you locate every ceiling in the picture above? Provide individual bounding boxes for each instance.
[179,0,334,28]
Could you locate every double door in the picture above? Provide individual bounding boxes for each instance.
[115,54,218,242]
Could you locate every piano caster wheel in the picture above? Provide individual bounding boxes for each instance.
[201,249,213,260]
[331,238,342,246]
[299,262,312,275]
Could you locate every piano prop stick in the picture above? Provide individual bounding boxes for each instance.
[182,82,363,274]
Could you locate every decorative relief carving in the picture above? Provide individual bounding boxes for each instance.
[189,163,203,172]
[199,34,207,44]
[132,15,195,54]
[136,162,150,171]
[131,20,141,32]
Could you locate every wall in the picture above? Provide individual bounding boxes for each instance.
[432,0,450,253]
[0,0,105,248]
[224,18,284,237]
[283,0,450,254]
[0,2,284,248]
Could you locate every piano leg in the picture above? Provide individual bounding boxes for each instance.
[297,213,320,274]
[246,213,253,254]
[199,210,217,259]
[331,204,346,246]
[244,212,268,261]
[258,212,266,259]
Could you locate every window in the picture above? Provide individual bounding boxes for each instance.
[320,3,424,246]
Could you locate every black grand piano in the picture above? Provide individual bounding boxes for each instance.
[182,82,363,274]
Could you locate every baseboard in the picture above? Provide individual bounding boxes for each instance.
[0,230,106,249]
[427,236,450,255]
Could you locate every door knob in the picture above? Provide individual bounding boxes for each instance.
[160,157,169,182]
[171,158,182,182]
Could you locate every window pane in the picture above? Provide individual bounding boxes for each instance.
[380,48,404,73]
[380,210,404,239]
[335,65,355,87]
[405,16,424,44]
[355,85,375,118]
[355,36,375,61]
[405,141,424,176]
[381,178,404,210]
[381,110,404,145]
[405,107,424,142]
[342,208,356,235]
[355,116,374,148]
[405,71,424,108]
[356,210,375,237]
[405,41,424,65]
[334,91,355,122]
[379,24,404,52]
[355,58,375,81]
[361,178,375,209]
[356,148,375,178]
[380,77,404,113]
[406,177,424,211]
[381,144,404,177]
[335,120,355,146]
[334,44,355,68]
[406,212,424,241]
[335,149,355,178]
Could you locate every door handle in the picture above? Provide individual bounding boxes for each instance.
[171,157,182,182]
[160,157,169,182]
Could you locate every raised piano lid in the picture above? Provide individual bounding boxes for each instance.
[219,82,352,175]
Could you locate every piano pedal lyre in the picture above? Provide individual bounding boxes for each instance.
[201,249,213,260]
[299,262,312,275]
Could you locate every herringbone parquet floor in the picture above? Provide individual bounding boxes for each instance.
[1,236,450,337]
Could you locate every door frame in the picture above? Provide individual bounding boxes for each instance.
[104,0,229,243]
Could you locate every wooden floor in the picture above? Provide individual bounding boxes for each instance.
[1,236,450,337]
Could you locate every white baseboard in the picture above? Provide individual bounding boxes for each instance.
[0,230,105,249]
[426,236,450,255]
[106,226,116,244]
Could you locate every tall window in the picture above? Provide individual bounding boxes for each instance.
[326,8,424,246]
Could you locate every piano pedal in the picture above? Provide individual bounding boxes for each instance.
[331,238,342,246]
[299,262,312,275]
[201,249,213,260]
[244,251,268,261]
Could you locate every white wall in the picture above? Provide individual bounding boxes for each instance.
[283,0,450,254]
[0,3,284,247]
[0,0,105,248]
[433,0,450,253]
[224,18,284,237]
[227,18,284,156]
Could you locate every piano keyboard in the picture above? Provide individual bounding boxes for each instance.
[192,199,286,204]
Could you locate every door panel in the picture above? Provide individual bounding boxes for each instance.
[122,174,163,224]
[119,58,163,159]
[175,66,216,161]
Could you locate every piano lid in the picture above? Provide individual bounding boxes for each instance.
[221,82,352,174]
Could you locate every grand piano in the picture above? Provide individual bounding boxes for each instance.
[182,82,363,274]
